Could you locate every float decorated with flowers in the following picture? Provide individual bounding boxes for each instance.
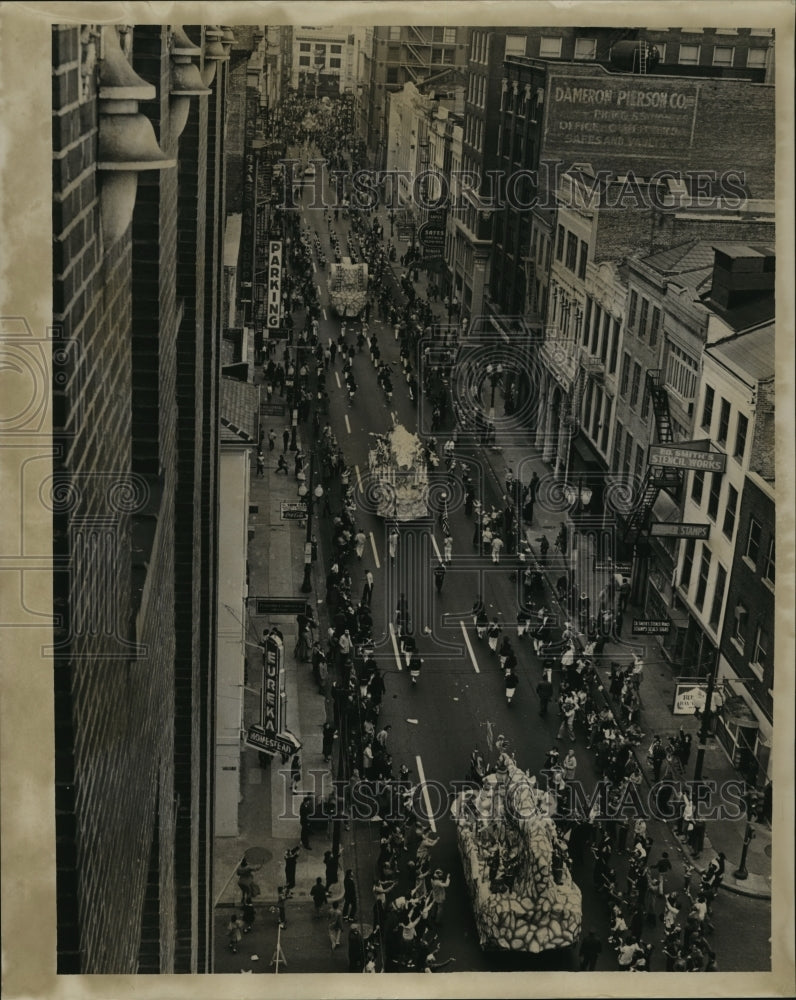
[366,425,429,521]
[452,757,582,953]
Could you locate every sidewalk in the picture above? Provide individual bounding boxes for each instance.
[212,418,363,971]
[378,226,770,901]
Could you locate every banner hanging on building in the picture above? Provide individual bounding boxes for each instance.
[240,87,260,307]
[266,240,283,331]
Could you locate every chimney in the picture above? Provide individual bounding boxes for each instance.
[708,244,775,309]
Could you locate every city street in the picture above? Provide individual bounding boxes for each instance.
[222,155,772,973]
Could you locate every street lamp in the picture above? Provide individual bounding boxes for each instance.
[563,478,592,516]
[733,822,755,880]
[388,209,396,237]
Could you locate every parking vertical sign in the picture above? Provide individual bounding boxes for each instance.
[266,240,283,331]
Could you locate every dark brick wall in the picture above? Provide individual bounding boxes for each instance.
[52,24,223,974]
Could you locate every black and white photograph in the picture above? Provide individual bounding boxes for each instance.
[1,3,794,998]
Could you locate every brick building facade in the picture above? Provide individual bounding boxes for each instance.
[52,23,233,973]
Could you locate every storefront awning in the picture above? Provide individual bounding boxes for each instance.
[570,434,604,471]
[651,489,682,524]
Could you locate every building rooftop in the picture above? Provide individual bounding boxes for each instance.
[220,377,259,445]
[707,322,775,382]
[642,239,718,275]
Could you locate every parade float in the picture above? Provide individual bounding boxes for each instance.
[329,257,369,317]
[366,425,430,521]
[452,757,582,953]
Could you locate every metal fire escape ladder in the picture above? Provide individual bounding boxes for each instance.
[638,42,648,74]
[623,469,661,544]
[622,371,680,544]
[647,369,682,494]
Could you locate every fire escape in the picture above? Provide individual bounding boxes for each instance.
[623,370,682,544]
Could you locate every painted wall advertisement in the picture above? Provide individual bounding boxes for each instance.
[545,73,699,158]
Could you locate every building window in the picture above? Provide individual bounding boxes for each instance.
[732,601,748,649]
[679,43,701,64]
[386,66,399,84]
[612,423,623,470]
[695,546,711,611]
[574,37,597,60]
[701,384,715,432]
[691,469,704,505]
[762,534,775,585]
[329,57,341,68]
[556,224,565,261]
[505,34,527,57]
[709,563,726,631]
[734,413,748,461]
[609,320,620,375]
[620,351,631,397]
[628,289,638,330]
[717,397,730,445]
[299,55,310,66]
[539,36,563,59]
[746,48,768,68]
[656,43,667,63]
[666,342,699,400]
[582,297,593,346]
[623,430,633,474]
[388,26,401,41]
[722,484,738,539]
[745,517,762,566]
[299,42,311,51]
[330,44,342,53]
[578,240,588,279]
[707,471,721,520]
[712,46,735,66]
[680,537,696,591]
[638,297,649,339]
[751,624,768,673]
[714,27,739,34]
[601,398,611,452]
[630,362,642,408]
[566,232,578,271]
[641,380,651,421]
[443,27,456,44]
[634,442,645,482]
[649,306,660,348]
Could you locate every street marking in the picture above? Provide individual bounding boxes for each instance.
[430,534,442,562]
[391,411,398,427]
[369,531,380,569]
[312,262,317,274]
[389,622,403,671]
[460,620,480,673]
[317,285,322,298]
[335,371,341,389]
[322,307,327,320]
[415,755,437,833]
[354,463,363,491]
[345,414,351,434]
